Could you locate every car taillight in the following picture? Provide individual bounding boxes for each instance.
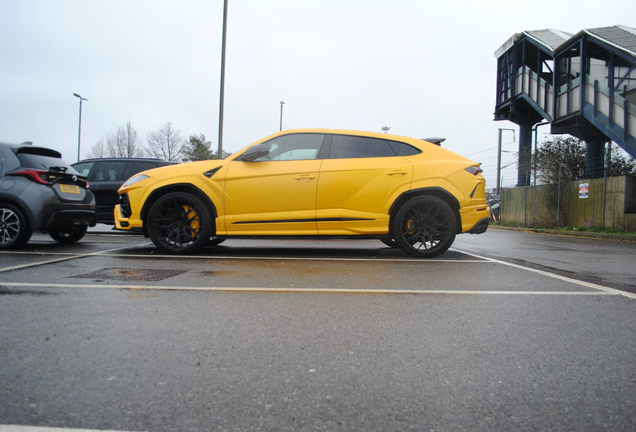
[465,166,483,175]
[8,170,83,186]
[8,170,51,185]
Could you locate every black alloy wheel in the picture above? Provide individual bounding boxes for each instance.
[0,205,32,249]
[146,192,213,254]
[392,196,457,258]
[49,226,88,244]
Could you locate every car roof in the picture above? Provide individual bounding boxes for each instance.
[72,158,175,164]
[264,129,443,147]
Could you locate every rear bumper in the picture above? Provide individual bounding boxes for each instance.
[45,209,97,230]
[467,217,490,234]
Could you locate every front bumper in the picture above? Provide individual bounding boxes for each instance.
[114,203,142,230]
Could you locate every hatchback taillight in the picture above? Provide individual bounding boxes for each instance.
[8,170,51,184]
[8,170,88,188]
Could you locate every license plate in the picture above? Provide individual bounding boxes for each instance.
[60,184,80,194]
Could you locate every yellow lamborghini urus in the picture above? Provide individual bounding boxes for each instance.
[115,129,489,257]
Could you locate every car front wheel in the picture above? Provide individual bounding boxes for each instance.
[392,196,457,258]
[146,192,213,254]
[206,237,226,246]
[0,205,32,249]
[49,226,88,244]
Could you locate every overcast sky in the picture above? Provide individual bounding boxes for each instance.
[1,0,633,188]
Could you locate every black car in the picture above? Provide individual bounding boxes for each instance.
[0,142,96,249]
[72,158,176,224]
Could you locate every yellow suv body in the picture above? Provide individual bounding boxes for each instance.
[115,129,489,257]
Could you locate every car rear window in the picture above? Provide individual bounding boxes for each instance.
[14,147,77,173]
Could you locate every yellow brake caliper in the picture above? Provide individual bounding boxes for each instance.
[184,205,200,237]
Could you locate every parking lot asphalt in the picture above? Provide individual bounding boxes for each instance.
[1,229,636,431]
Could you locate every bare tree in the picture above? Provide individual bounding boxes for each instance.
[106,120,144,158]
[146,122,185,161]
[86,136,106,159]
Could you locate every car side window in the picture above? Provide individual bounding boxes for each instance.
[72,162,95,177]
[133,161,160,174]
[387,141,422,156]
[95,161,128,182]
[329,135,397,159]
[254,134,325,162]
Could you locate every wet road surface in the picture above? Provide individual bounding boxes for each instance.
[1,228,635,431]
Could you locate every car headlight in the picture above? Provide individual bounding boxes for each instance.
[122,174,149,188]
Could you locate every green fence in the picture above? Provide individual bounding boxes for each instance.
[500,176,636,231]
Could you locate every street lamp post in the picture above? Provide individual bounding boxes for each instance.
[218,0,228,160]
[532,121,549,186]
[497,128,515,195]
[73,93,88,162]
[279,101,285,131]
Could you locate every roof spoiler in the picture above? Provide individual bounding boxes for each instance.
[422,137,446,146]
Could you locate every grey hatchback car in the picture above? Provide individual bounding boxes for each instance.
[0,142,96,248]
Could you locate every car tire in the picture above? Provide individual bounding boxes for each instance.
[49,225,88,244]
[392,196,457,258]
[0,204,32,249]
[146,192,213,254]
[380,237,399,248]
[206,237,226,246]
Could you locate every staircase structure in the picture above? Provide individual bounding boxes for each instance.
[494,25,636,186]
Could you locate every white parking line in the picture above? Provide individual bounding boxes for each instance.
[0,426,142,432]
[0,245,153,273]
[1,246,634,299]
[0,249,489,263]
[0,281,617,296]
[452,248,636,300]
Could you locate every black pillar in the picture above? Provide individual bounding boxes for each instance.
[517,123,533,186]
[585,140,605,179]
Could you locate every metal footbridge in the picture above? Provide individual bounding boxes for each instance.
[494,25,636,185]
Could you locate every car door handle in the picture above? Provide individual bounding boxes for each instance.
[294,174,316,180]
[387,170,408,176]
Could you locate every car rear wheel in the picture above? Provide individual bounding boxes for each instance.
[380,237,399,248]
[146,192,213,254]
[0,205,32,249]
[392,196,456,258]
[49,225,88,244]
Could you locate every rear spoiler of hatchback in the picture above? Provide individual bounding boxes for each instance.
[422,137,446,146]
[12,144,62,158]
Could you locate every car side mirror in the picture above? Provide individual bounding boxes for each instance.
[241,144,270,162]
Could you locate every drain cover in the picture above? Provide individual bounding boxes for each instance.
[71,268,186,282]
